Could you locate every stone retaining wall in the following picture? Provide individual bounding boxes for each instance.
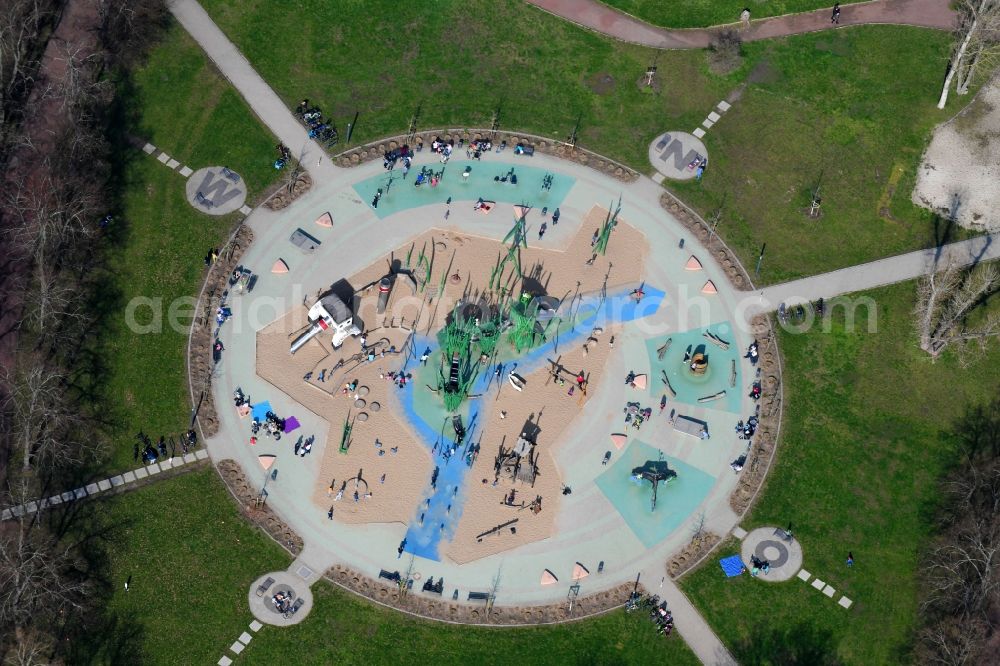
[188,224,254,439]
[334,129,639,183]
[667,532,722,579]
[264,170,313,211]
[216,459,305,556]
[728,314,783,516]
[326,563,640,624]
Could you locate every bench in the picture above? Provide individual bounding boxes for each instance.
[467,591,490,603]
[773,527,794,542]
[255,576,275,597]
[378,569,401,583]
[283,597,305,618]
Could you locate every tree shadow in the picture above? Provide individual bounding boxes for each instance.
[731,621,843,665]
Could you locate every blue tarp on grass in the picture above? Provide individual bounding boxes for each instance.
[720,555,745,577]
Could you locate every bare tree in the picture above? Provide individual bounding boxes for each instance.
[3,626,55,666]
[0,360,95,471]
[918,400,1000,664]
[915,262,1000,360]
[938,0,1000,108]
[0,521,89,630]
[0,0,56,129]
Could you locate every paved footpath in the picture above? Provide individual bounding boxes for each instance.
[167,0,338,180]
[526,0,955,49]
[753,232,1000,312]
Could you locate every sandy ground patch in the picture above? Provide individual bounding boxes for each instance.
[913,77,1000,231]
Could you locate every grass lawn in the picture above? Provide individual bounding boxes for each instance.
[198,0,730,169]
[679,282,1000,664]
[198,0,962,283]
[599,0,855,28]
[70,468,292,664]
[668,26,971,284]
[81,469,699,665]
[98,22,278,472]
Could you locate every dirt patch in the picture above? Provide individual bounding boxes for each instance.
[585,72,616,96]
[814,38,852,57]
[913,77,1000,231]
[635,73,662,94]
[746,59,780,85]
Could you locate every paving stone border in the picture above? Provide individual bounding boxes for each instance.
[0,451,209,521]
[324,563,641,625]
[334,129,639,183]
[189,224,254,440]
[216,617,263,665]
[216,459,305,556]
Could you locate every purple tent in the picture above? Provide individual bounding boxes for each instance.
[283,416,301,433]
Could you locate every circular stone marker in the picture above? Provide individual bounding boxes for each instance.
[356,412,369,422]
[648,131,708,181]
[357,386,369,397]
[369,401,381,412]
[185,166,247,215]
[248,571,314,626]
[741,527,804,582]
[354,398,366,409]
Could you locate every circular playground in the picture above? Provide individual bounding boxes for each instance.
[206,138,776,620]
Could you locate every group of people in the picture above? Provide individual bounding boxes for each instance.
[216,305,233,325]
[624,401,653,430]
[379,370,412,389]
[749,554,771,576]
[383,144,412,171]
[274,143,291,170]
[251,410,286,441]
[414,166,443,187]
[626,594,675,637]
[294,99,339,147]
[271,590,293,613]
[735,415,759,440]
[293,435,315,457]
[134,430,197,464]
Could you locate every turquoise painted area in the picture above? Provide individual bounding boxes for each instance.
[397,287,666,560]
[596,440,715,548]
[644,324,742,414]
[353,160,575,219]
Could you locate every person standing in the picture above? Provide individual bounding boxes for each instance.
[831,3,841,23]
[847,551,854,566]
[740,8,751,30]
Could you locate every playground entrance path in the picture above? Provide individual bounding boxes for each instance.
[525,0,956,49]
